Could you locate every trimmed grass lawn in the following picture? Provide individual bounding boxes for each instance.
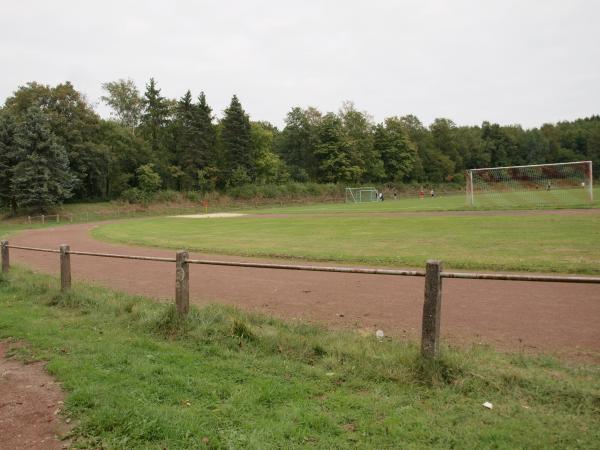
[1,268,599,449]
[93,211,600,275]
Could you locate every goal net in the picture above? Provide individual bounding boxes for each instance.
[466,161,593,208]
[345,187,378,203]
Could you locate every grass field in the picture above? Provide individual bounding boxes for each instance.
[1,268,599,448]
[246,188,600,215]
[93,201,600,275]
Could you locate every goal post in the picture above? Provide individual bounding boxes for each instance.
[345,187,378,203]
[465,161,593,208]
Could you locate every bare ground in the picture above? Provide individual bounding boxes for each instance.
[7,223,600,362]
[0,341,71,450]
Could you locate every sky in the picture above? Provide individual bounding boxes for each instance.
[1,0,599,129]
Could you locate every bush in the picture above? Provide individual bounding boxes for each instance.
[154,190,179,203]
[120,187,144,204]
[185,191,202,202]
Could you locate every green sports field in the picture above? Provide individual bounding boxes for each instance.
[92,191,600,275]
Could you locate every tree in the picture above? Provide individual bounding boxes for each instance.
[0,111,18,211]
[98,120,152,197]
[11,107,75,212]
[339,101,383,181]
[173,91,216,189]
[251,122,288,184]
[314,113,362,183]
[221,95,253,184]
[481,122,519,167]
[101,79,143,130]
[140,78,169,160]
[278,106,322,180]
[4,81,109,200]
[136,163,162,194]
[373,117,417,181]
[430,118,462,172]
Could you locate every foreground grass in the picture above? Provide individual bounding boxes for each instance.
[0,268,599,449]
[93,211,600,274]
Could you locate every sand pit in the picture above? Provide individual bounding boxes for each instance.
[169,213,247,219]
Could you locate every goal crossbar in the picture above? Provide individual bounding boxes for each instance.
[468,160,592,172]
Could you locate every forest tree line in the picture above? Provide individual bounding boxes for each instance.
[0,78,599,212]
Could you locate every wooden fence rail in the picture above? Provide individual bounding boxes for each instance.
[2,240,600,360]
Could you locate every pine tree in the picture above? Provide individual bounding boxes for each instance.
[0,111,18,212]
[192,92,216,169]
[221,95,252,183]
[140,78,169,158]
[11,107,75,212]
[172,91,217,189]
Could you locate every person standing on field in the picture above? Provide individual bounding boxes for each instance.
[430,189,435,197]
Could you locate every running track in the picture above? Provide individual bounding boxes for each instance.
[8,223,600,362]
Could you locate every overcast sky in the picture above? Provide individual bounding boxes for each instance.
[1,0,599,128]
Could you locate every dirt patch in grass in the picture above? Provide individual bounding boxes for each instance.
[0,341,71,449]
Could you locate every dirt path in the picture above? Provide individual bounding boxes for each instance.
[8,224,600,362]
[0,341,71,450]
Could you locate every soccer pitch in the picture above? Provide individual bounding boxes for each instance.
[92,190,600,275]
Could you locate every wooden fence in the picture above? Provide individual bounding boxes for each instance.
[1,239,599,360]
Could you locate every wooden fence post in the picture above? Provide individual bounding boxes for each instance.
[421,260,443,359]
[60,244,71,291]
[41,214,45,224]
[1,240,8,273]
[175,251,189,316]
[28,216,31,224]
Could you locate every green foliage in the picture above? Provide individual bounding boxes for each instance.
[197,166,218,193]
[136,163,162,193]
[4,82,110,200]
[2,79,600,211]
[252,121,289,184]
[314,113,363,183]
[229,166,252,187]
[221,95,253,183]
[0,111,18,212]
[11,107,75,212]
[101,78,143,130]
[374,117,417,181]
[139,78,170,161]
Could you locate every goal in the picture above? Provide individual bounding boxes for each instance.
[345,187,378,203]
[465,161,593,207]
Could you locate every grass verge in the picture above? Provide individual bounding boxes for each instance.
[0,268,599,449]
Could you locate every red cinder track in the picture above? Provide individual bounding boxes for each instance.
[9,223,600,362]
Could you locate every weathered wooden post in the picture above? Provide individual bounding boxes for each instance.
[421,260,443,359]
[41,214,45,224]
[59,244,71,291]
[175,251,189,316]
[57,214,60,223]
[27,216,31,224]
[1,240,9,273]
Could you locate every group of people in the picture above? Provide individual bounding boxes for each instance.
[419,188,435,199]
[374,188,436,201]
